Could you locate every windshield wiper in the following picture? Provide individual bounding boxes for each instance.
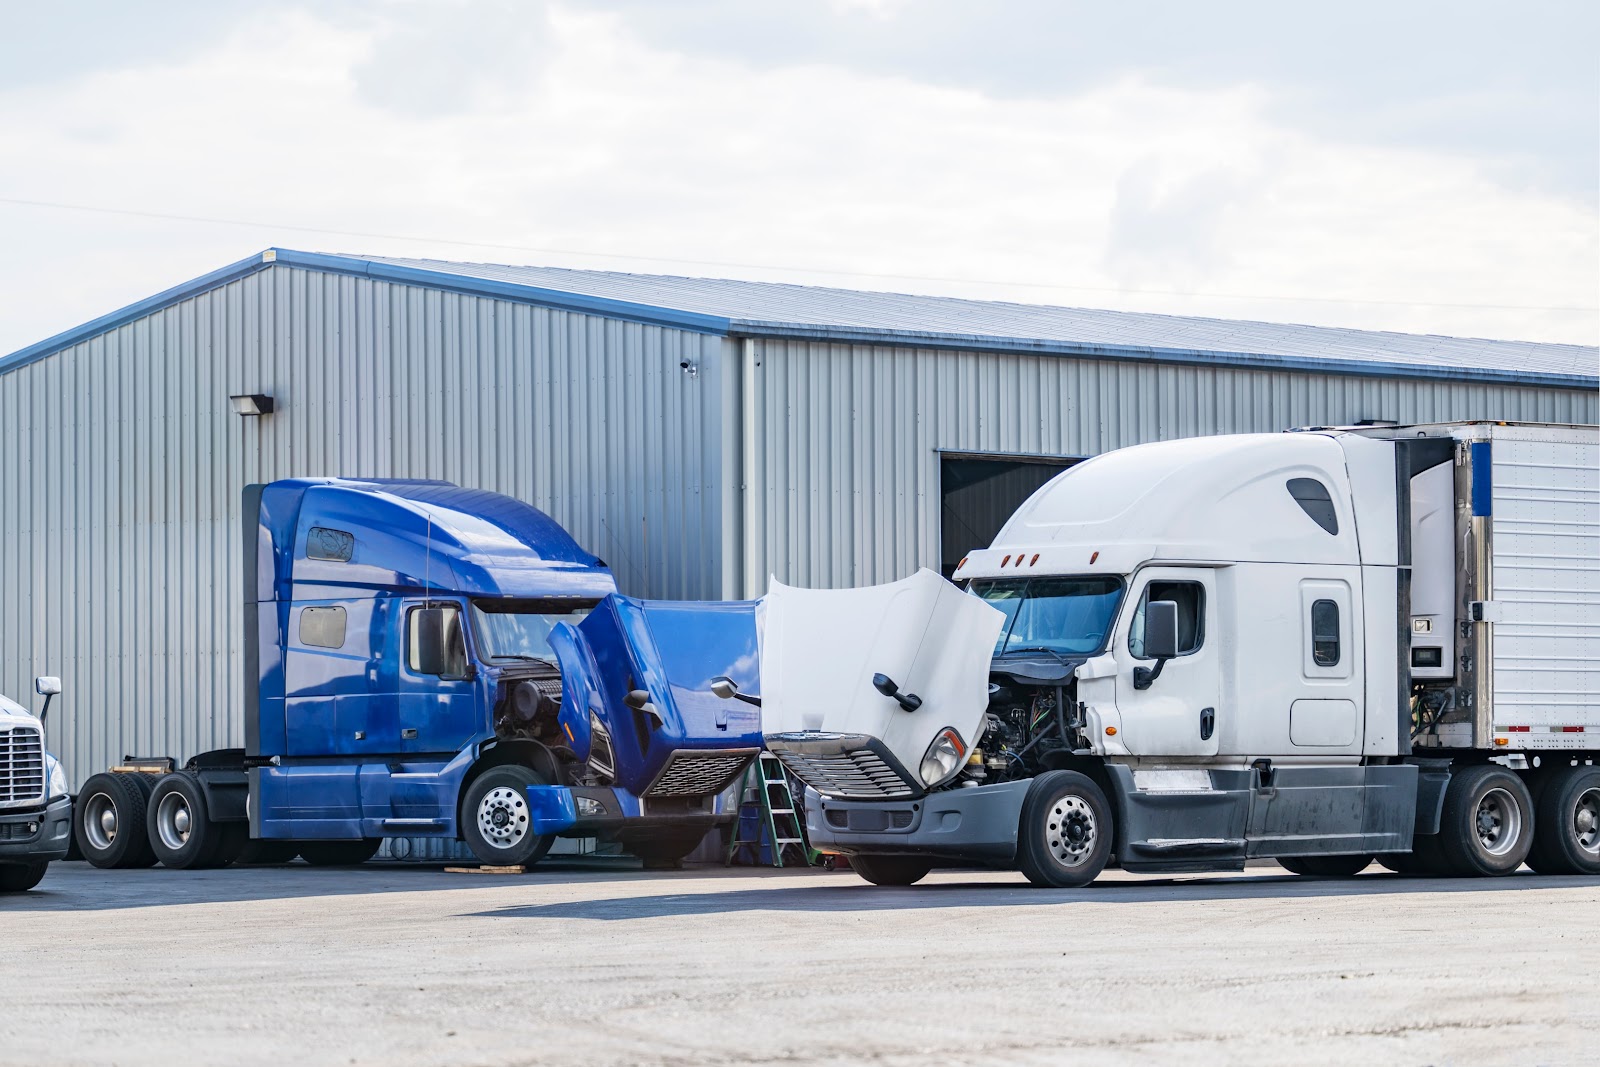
[489,653,545,661]
[996,646,1071,664]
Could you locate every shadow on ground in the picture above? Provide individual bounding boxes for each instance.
[471,869,1600,921]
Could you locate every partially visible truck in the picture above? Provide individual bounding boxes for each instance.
[0,677,71,892]
[74,478,762,872]
[743,422,1599,886]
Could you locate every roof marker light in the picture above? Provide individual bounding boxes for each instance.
[1090,551,1099,564]
[957,556,968,571]
[1030,554,1040,565]
[1001,555,1011,567]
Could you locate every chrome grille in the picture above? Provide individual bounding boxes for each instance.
[772,747,915,800]
[644,749,758,798]
[0,727,45,807]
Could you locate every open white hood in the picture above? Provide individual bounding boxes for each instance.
[759,568,1004,786]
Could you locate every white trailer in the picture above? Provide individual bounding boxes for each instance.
[0,677,71,892]
[750,422,1599,886]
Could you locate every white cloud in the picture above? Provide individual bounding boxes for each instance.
[0,3,1594,358]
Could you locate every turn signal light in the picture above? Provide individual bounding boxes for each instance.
[1105,726,1118,736]
[1494,737,1510,746]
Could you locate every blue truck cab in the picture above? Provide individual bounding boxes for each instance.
[72,478,762,871]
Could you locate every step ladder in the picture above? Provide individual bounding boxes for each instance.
[725,753,815,868]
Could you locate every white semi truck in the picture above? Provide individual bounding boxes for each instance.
[0,677,71,892]
[747,422,1599,887]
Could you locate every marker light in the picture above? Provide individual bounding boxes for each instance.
[1105,726,1118,736]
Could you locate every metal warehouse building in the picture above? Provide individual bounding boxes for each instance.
[2,247,1596,785]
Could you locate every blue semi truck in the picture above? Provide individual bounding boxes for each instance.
[73,478,762,871]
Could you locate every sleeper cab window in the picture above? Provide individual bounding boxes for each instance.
[306,526,355,562]
[1129,581,1205,659]
[1311,598,1340,666]
[1287,478,1338,535]
[407,604,468,676]
[299,606,347,649]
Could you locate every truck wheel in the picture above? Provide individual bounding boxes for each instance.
[234,839,300,866]
[1379,834,1450,876]
[461,765,555,867]
[296,839,382,866]
[1278,854,1372,877]
[147,772,230,869]
[0,861,48,892]
[75,772,158,869]
[1015,770,1113,888]
[850,854,934,886]
[1525,766,1600,876]
[1437,765,1534,877]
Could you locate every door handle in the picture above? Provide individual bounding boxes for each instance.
[401,728,418,740]
[1199,707,1215,741]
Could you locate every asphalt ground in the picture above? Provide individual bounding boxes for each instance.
[3,859,1596,1066]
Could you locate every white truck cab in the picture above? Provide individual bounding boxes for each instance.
[757,423,1600,887]
[0,677,72,892]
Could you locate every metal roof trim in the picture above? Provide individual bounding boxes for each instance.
[729,320,1600,390]
[271,250,733,335]
[0,251,275,375]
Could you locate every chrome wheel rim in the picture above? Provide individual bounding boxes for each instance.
[83,792,118,851]
[155,791,193,852]
[1046,794,1097,868]
[1573,788,1600,857]
[477,786,529,849]
[1474,787,1522,857]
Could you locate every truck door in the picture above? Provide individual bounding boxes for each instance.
[1114,569,1222,757]
[396,599,482,754]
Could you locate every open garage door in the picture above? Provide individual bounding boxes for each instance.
[940,453,1080,578]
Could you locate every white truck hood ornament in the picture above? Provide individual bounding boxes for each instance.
[759,568,1005,773]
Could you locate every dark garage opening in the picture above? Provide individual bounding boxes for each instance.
[940,453,1081,577]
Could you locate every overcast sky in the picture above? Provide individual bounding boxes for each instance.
[2,0,1596,357]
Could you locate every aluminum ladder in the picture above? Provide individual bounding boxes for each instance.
[725,752,814,867]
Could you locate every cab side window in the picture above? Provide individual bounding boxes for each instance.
[1129,581,1205,659]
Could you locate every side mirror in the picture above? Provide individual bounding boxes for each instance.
[623,688,664,728]
[413,607,462,676]
[871,673,923,713]
[710,676,763,707]
[1133,600,1179,690]
[34,676,61,725]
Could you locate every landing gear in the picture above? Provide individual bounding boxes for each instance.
[461,765,554,867]
[1015,770,1113,888]
[1526,766,1600,876]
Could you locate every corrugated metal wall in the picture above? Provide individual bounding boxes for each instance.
[737,338,1599,595]
[0,265,727,785]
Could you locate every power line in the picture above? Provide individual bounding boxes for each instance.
[1,194,1593,314]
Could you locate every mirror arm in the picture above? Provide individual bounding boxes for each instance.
[1133,657,1169,691]
[38,694,53,725]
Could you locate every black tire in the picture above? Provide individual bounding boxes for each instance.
[630,829,710,871]
[234,839,300,866]
[460,765,554,867]
[0,861,48,892]
[850,854,934,886]
[1015,770,1113,888]
[296,838,383,867]
[1525,766,1600,876]
[1278,854,1373,877]
[1436,764,1534,877]
[147,772,231,869]
[74,772,158,869]
[1379,833,1451,875]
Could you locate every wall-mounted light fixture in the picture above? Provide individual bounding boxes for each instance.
[679,360,699,379]
[229,393,275,416]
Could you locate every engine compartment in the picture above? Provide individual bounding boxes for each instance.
[951,666,1091,788]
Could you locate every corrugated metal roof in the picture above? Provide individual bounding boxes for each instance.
[358,254,1600,387]
[3,247,1595,388]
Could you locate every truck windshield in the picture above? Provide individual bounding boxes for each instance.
[969,576,1125,657]
[471,600,596,663]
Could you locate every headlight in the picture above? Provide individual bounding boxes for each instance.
[46,755,69,799]
[919,728,967,786]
